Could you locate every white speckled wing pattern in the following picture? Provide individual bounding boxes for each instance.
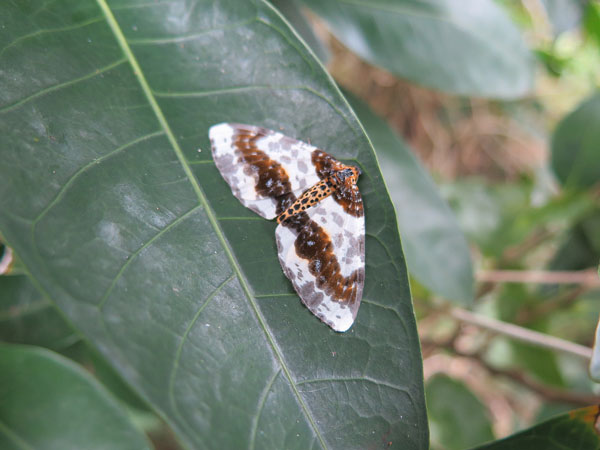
[275,195,365,332]
[209,123,365,332]
[209,123,321,219]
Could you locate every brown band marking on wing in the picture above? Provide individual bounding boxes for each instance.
[282,211,363,304]
[311,149,345,179]
[333,184,364,218]
[233,127,296,215]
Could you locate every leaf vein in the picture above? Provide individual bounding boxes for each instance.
[249,369,282,450]
[0,418,35,450]
[96,1,328,447]
[127,17,257,45]
[96,204,203,310]
[0,57,127,114]
[0,16,104,58]
[167,272,236,437]
[31,130,164,227]
[296,376,411,395]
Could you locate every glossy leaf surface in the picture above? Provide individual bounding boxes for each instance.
[0,1,426,448]
[471,405,600,450]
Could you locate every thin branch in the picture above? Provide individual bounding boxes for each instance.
[481,362,599,406]
[476,269,600,286]
[422,338,599,407]
[450,307,593,360]
[459,348,599,407]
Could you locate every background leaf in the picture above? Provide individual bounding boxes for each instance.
[541,0,589,35]
[471,405,600,450]
[0,275,76,349]
[346,93,474,304]
[0,1,427,449]
[299,0,534,98]
[551,92,600,190]
[0,344,151,450]
[426,374,494,450]
[592,260,600,383]
[0,273,153,415]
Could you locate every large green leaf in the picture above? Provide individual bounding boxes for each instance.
[0,344,151,450]
[346,93,473,304]
[299,0,534,98]
[0,1,426,449]
[551,92,600,189]
[426,374,494,450]
[471,405,600,450]
[0,274,153,413]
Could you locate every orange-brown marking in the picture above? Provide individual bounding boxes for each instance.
[233,128,295,215]
[311,150,363,218]
[282,212,362,304]
[278,153,362,223]
[277,179,333,223]
[231,132,363,303]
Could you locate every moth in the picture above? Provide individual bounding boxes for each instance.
[209,123,365,332]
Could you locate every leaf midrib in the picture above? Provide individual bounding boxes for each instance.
[94,1,328,448]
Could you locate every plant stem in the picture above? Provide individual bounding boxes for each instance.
[455,347,599,407]
[450,307,593,360]
[476,269,600,286]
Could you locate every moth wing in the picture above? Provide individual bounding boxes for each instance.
[209,123,322,219]
[275,193,365,332]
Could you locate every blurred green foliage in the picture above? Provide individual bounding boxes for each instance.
[1,0,599,449]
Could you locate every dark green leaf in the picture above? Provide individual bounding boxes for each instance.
[0,344,151,450]
[509,342,565,388]
[346,93,473,304]
[299,0,534,98]
[0,274,152,413]
[550,210,600,271]
[426,374,494,450]
[471,405,600,450]
[270,0,330,63]
[0,1,427,449]
[0,275,76,349]
[551,92,600,189]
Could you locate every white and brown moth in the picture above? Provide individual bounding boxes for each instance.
[210,123,365,332]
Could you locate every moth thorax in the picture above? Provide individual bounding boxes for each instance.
[334,167,359,185]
